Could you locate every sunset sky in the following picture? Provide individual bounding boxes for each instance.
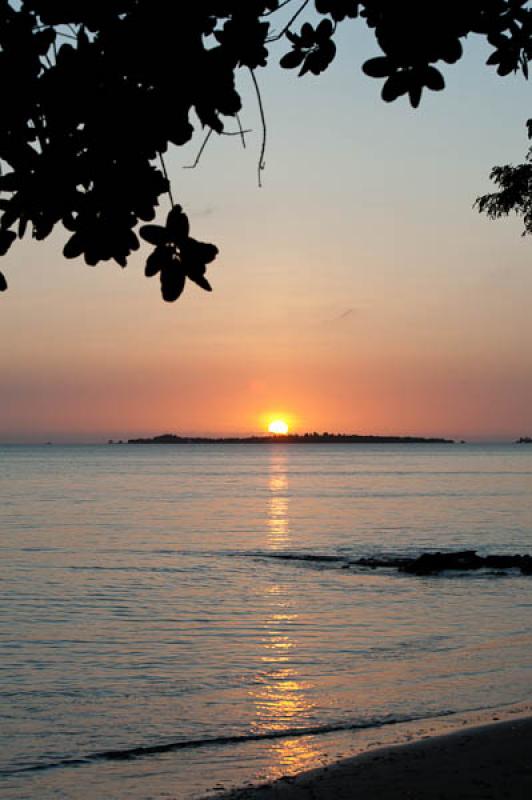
[1,24,532,442]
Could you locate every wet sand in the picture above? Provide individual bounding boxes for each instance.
[220,717,532,799]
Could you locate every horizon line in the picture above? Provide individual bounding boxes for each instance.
[1,431,528,446]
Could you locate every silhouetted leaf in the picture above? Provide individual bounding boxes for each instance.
[300,23,315,46]
[188,272,212,291]
[145,245,174,277]
[34,27,56,54]
[423,67,445,91]
[497,57,518,76]
[280,49,305,69]
[315,0,359,21]
[0,173,18,192]
[63,232,84,259]
[169,118,194,146]
[286,30,301,45]
[160,267,186,302]
[183,239,218,264]
[299,39,336,76]
[127,230,140,252]
[316,19,334,43]
[166,205,189,244]
[381,72,409,102]
[0,201,21,232]
[408,84,422,108]
[363,57,392,78]
[139,224,167,246]
[440,38,462,64]
[0,229,16,256]
[486,51,501,66]
[0,271,7,291]
[18,215,28,238]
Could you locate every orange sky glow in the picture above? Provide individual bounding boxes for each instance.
[1,31,532,443]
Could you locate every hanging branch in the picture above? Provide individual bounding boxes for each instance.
[41,52,54,70]
[158,152,175,207]
[183,126,252,170]
[236,113,247,149]
[266,0,310,42]
[249,69,267,188]
[183,129,214,170]
[263,0,296,16]
[32,24,77,41]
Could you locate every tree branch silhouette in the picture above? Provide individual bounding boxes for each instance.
[0,1,531,300]
[184,130,214,171]
[249,69,268,188]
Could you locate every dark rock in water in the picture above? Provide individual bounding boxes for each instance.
[520,556,532,575]
[352,556,410,570]
[484,554,523,570]
[351,550,532,576]
[401,550,483,575]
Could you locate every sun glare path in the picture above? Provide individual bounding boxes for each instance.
[268,420,289,435]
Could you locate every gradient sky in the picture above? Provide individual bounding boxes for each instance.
[1,23,532,442]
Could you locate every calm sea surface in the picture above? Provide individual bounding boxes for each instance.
[1,443,532,799]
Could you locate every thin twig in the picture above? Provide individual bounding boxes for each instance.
[249,69,267,188]
[158,152,175,207]
[235,114,247,149]
[220,127,252,138]
[263,0,296,16]
[32,25,77,41]
[183,129,213,170]
[266,0,310,42]
[52,30,77,41]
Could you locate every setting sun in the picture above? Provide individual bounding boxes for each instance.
[268,419,289,435]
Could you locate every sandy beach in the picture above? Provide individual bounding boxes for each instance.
[221,717,532,800]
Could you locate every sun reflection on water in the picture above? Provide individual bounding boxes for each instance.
[267,454,290,550]
[252,587,321,774]
[248,453,325,776]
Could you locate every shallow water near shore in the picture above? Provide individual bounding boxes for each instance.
[1,443,532,799]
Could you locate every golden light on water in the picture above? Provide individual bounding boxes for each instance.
[268,454,289,550]
[247,453,325,778]
[268,419,289,435]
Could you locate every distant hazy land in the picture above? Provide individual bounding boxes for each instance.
[127,433,455,445]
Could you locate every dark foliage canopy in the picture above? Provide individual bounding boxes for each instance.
[0,0,531,300]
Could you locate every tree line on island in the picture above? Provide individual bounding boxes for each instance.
[125,433,455,444]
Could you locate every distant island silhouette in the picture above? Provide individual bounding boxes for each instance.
[127,433,454,445]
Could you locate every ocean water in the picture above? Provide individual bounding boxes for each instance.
[1,443,532,799]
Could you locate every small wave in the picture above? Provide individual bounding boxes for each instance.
[2,710,458,777]
[234,549,532,577]
[247,552,346,564]
[65,565,190,574]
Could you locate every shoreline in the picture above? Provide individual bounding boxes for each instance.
[213,705,532,800]
[126,434,455,445]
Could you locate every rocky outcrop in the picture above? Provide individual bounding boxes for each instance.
[352,550,532,576]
